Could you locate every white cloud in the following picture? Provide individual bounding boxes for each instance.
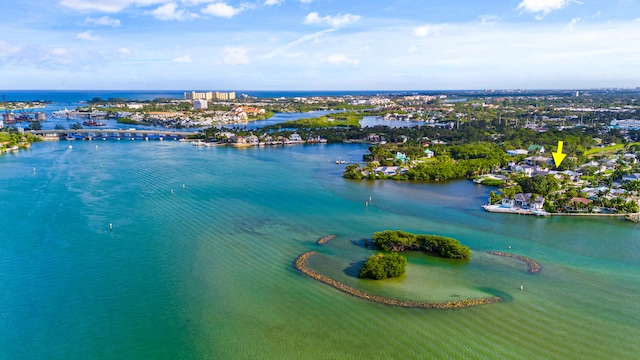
[412,25,443,37]
[173,55,192,62]
[0,41,21,57]
[50,48,68,56]
[517,0,576,18]
[85,16,122,27]
[304,12,360,28]
[480,14,500,25]
[263,28,335,58]
[299,0,313,3]
[60,0,168,13]
[221,46,249,64]
[567,17,581,30]
[77,30,100,41]
[264,0,284,5]
[117,48,132,55]
[152,3,194,21]
[45,47,74,65]
[201,2,245,18]
[323,54,359,66]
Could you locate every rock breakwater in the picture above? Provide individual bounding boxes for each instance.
[295,251,502,309]
[316,235,336,245]
[488,251,541,273]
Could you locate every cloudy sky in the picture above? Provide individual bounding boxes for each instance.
[1,0,639,90]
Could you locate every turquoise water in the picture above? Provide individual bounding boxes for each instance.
[1,141,640,359]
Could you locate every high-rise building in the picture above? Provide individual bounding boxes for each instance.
[215,91,236,100]
[184,91,235,101]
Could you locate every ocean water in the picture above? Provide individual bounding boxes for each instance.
[0,90,425,102]
[1,141,640,359]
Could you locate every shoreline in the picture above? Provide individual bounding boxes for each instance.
[295,251,502,309]
[487,251,541,273]
[483,204,634,218]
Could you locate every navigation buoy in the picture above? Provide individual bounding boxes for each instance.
[182,183,186,189]
[520,284,524,291]
[109,223,113,231]
[33,167,36,173]
[171,189,174,194]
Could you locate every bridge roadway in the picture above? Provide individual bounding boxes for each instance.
[28,129,197,138]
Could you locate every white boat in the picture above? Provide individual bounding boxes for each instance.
[52,108,75,118]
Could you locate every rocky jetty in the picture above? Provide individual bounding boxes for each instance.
[316,235,336,245]
[295,251,502,309]
[488,251,541,273]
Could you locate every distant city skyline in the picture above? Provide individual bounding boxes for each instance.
[1,0,640,90]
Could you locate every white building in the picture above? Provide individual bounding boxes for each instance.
[193,99,208,110]
[289,133,303,143]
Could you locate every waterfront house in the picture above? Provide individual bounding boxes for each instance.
[502,193,545,210]
[374,166,400,176]
[517,193,545,210]
[228,135,247,145]
[246,135,259,145]
[566,197,592,212]
[289,133,303,143]
[306,135,327,143]
[365,133,381,142]
[395,152,408,164]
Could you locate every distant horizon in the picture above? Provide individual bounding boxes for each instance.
[3,88,640,93]
[4,88,640,103]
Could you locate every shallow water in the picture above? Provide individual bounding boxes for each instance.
[1,141,639,359]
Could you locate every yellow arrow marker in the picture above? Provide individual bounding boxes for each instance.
[552,141,567,168]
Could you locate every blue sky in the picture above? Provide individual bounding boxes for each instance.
[1,0,639,90]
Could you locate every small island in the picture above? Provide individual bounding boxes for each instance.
[357,230,470,280]
[371,230,472,259]
[358,252,407,280]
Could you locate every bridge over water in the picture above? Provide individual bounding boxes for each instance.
[27,129,197,140]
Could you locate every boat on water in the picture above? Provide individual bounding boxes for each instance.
[52,108,75,118]
[83,120,106,127]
